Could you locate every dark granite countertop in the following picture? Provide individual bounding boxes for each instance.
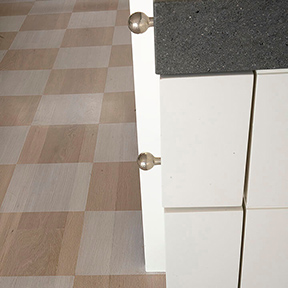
[154,0,288,75]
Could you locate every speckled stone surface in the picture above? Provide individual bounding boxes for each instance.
[154,0,288,75]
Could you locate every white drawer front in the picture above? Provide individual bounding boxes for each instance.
[165,208,243,288]
[161,74,253,207]
[241,209,288,288]
[247,71,288,208]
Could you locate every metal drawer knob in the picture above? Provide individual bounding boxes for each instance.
[128,12,154,34]
[137,152,161,170]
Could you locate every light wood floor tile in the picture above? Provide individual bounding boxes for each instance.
[105,67,134,93]
[74,275,166,288]
[0,2,33,16]
[112,26,131,45]
[19,125,98,164]
[110,275,166,288]
[86,162,141,211]
[115,10,129,26]
[0,126,29,164]
[33,94,103,125]
[68,11,116,28]
[53,47,111,69]
[61,28,114,47]
[117,0,129,10]
[0,49,58,70]
[76,211,145,275]
[0,212,83,275]
[109,45,132,67]
[0,50,6,62]
[76,212,115,275]
[10,30,65,49]
[0,0,34,2]
[21,13,71,31]
[0,164,92,212]
[73,0,118,12]
[0,96,41,126]
[94,123,137,162]
[0,32,17,49]
[44,69,107,94]
[0,165,15,207]
[73,276,109,288]
[0,16,26,32]
[100,92,135,123]
[29,0,76,15]
[0,70,50,96]
[0,277,74,288]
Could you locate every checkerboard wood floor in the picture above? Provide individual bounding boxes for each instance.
[0,0,166,286]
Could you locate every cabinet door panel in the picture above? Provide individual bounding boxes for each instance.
[241,209,288,288]
[165,208,243,288]
[247,71,288,208]
[161,74,253,207]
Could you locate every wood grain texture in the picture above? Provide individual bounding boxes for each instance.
[0,50,5,62]
[94,123,138,162]
[0,70,50,96]
[73,0,118,12]
[115,10,130,26]
[109,45,132,67]
[73,275,166,288]
[0,276,74,288]
[68,11,116,28]
[61,28,114,47]
[0,126,29,164]
[53,47,111,69]
[44,69,107,94]
[105,67,134,93]
[33,94,103,125]
[112,26,131,45]
[0,16,26,32]
[0,32,17,49]
[76,211,145,275]
[19,125,98,164]
[0,2,33,16]
[29,0,76,15]
[0,212,83,276]
[0,49,58,70]
[0,165,15,207]
[10,30,65,49]
[21,13,71,31]
[0,96,40,126]
[86,162,141,211]
[0,164,92,212]
[117,0,129,10]
[100,92,136,123]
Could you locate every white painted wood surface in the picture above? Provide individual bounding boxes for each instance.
[241,208,288,288]
[160,74,253,208]
[247,70,288,208]
[165,208,243,288]
[129,0,165,272]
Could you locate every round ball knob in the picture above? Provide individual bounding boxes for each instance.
[128,12,154,34]
[137,152,161,171]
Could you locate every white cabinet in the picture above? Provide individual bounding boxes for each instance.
[165,208,243,288]
[129,0,165,272]
[241,209,288,288]
[161,73,253,288]
[161,74,253,208]
[241,69,288,287]
[246,71,288,208]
